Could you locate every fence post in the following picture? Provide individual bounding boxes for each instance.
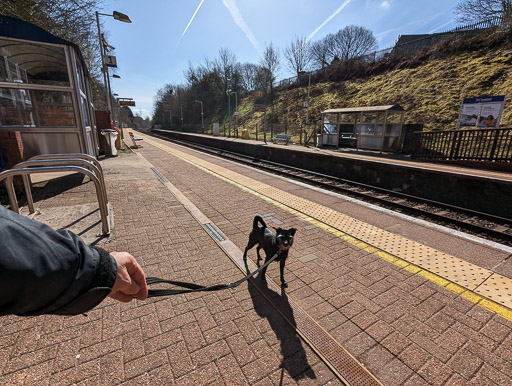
[489,129,501,161]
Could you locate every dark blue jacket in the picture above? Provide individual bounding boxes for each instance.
[0,205,117,316]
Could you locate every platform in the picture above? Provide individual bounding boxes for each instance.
[1,128,511,385]
[151,129,512,220]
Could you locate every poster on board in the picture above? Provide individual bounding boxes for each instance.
[458,95,506,128]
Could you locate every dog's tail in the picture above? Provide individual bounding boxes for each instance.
[253,215,267,230]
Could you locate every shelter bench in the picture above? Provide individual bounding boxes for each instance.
[129,132,143,148]
[272,134,291,145]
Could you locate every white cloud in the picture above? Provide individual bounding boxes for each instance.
[176,0,206,47]
[381,1,391,8]
[307,0,352,42]
[222,0,260,53]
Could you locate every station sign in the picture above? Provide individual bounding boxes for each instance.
[119,100,135,106]
[253,104,266,112]
[103,55,117,68]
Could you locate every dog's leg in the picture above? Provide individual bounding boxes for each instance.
[259,254,271,285]
[256,247,263,261]
[243,237,257,261]
[279,258,288,288]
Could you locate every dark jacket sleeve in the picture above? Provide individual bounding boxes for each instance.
[0,205,117,316]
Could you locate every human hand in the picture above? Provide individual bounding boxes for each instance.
[109,252,148,302]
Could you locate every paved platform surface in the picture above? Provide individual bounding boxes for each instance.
[1,129,511,385]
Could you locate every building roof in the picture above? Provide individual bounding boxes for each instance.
[322,105,404,114]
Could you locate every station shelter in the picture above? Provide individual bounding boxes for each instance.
[0,15,99,169]
[320,105,405,152]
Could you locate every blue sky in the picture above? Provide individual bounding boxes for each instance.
[102,0,459,119]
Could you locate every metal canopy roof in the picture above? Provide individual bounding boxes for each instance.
[322,105,404,114]
[0,15,87,79]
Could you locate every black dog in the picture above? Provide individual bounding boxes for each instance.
[243,215,296,287]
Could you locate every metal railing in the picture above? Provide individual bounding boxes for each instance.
[0,154,111,234]
[411,127,512,164]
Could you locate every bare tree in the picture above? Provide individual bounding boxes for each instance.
[217,47,237,90]
[283,35,311,77]
[455,0,511,24]
[259,42,280,96]
[239,63,260,92]
[330,25,378,61]
[309,34,334,72]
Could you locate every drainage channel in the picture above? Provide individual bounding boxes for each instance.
[136,152,382,385]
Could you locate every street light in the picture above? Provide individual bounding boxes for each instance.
[95,10,131,123]
[167,110,172,129]
[195,100,204,133]
[226,89,231,137]
[227,90,238,137]
[299,70,311,145]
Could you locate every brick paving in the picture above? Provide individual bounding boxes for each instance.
[1,133,512,385]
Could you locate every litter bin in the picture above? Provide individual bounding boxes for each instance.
[101,129,118,156]
[316,134,323,148]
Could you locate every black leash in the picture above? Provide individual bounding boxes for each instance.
[146,251,280,297]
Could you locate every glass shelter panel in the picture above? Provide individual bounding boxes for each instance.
[323,113,338,134]
[0,38,70,86]
[0,87,75,127]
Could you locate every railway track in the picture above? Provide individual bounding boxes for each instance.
[149,132,512,246]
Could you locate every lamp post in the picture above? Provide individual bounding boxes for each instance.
[110,77,121,127]
[299,70,311,145]
[226,89,231,137]
[95,10,131,123]
[228,91,238,137]
[195,100,204,133]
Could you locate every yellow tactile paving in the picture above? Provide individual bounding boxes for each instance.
[139,134,512,320]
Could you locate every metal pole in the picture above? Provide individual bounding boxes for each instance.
[201,102,204,133]
[305,72,311,137]
[181,106,184,128]
[95,12,112,117]
[227,91,231,138]
[264,110,267,144]
[234,92,238,137]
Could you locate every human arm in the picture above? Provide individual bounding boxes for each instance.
[0,205,146,316]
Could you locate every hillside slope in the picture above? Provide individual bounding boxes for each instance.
[237,47,512,132]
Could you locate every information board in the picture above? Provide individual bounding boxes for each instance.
[458,95,506,128]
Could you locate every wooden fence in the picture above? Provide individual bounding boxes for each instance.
[411,128,512,165]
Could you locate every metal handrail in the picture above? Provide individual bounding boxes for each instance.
[28,154,105,187]
[0,166,110,234]
[12,159,108,214]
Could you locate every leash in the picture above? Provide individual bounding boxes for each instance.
[146,251,280,297]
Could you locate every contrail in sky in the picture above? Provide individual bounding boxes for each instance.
[428,19,454,34]
[176,0,205,47]
[307,0,352,42]
[222,0,260,53]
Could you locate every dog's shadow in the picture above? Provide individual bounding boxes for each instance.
[245,260,316,382]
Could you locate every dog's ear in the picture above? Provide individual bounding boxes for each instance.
[290,228,297,236]
[273,226,282,232]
